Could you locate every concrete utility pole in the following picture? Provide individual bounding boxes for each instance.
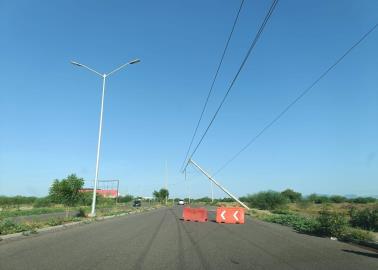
[211,181,214,203]
[165,160,168,205]
[188,159,250,210]
[71,58,140,217]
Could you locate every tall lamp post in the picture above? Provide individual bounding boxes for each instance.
[71,59,140,217]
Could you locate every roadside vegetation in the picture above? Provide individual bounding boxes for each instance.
[2,175,376,245]
[190,189,377,244]
[237,189,377,243]
[0,174,162,236]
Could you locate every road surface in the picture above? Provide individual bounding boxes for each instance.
[0,207,377,269]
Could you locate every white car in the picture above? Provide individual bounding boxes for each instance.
[178,200,185,205]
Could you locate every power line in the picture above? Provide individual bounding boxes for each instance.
[213,22,378,175]
[184,0,279,169]
[180,0,246,172]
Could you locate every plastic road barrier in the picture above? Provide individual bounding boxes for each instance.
[182,207,208,222]
[216,207,245,224]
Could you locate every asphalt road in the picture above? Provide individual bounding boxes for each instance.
[0,207,377,270]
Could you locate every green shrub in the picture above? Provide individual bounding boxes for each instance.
[339,227,374,242]
[263,214,319,234]
[307,194,330,204]
[33,197,52,208]
[329,195,347,203]
[118,195,134,203]
[77,208,87,217]
[349,207,378,232]
[0,207,65,219]
[49,174,84,206]
[0,219,27,235]
[218,197,235,203]
[348,197,376,204]
[97,196,116,206]
[0,196,38,209]
[316,208,348,237]
[194,197,212,203]
[46,218,64,226]
[281,189,302,203]
[246,191,288,210]
[80,192,94,206]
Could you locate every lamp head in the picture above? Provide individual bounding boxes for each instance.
[129,59,141,65]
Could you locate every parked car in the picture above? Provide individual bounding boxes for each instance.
[178,200,185,205]
[133,199,142,207]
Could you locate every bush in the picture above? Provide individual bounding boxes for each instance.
[281,189,302,203]
[245,191,288,210]
[0,219,33,235]
[49,174,84,206]
[218,198,235,203]
[97,196,116,206]
[80,192,94,206]
[0,207,65,219]
[348,197,376,204]
[263,214,319,234]
[194,197,212,203]
[33,197,52,208]
[339,227,374,242]
[316,208,348,237]
[77,208,87,217]
[349,207,378,232]
[262,210,374,243]
[0,196,37,209]
[307,194,330,204]
[46,218,64,226]
[329,195,347,203]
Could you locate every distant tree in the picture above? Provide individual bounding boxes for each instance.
[160,188,169,203]
[307,194,330,204]
[281,189,302,203]
[329,195,347,203]
[239,196,248,202]
[49,174,84,207]
[245,191,288,210]
[153,190,160,200]
[195,197,212,203]
[219,197,234,202]
[349,197,376,204]
[152,188,169,204]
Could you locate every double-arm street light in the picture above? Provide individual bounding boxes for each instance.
[71,58,140,217]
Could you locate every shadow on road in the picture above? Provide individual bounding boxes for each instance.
[342,249,378,258]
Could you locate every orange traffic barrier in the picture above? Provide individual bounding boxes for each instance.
[216,207,245,224]
[182,207,208,222]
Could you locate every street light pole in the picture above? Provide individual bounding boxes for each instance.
[91,74,106,217]
[71,59,140,217]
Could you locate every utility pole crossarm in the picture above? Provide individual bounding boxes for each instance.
[189,159,250,210]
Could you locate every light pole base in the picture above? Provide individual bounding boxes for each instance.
[88,213,96,218]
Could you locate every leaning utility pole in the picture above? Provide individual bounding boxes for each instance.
[188,159,250,210]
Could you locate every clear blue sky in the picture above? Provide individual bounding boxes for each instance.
[1,0,377,198]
